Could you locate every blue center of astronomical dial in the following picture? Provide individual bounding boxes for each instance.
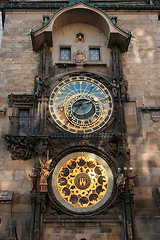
[72,99,95,120]
[65,94,101,127]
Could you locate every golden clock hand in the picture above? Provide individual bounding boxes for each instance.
[94,97,98,102]
[87,86,95,94]
[82,97,98,104]
[100,97,109,102]
[82,100,92,104]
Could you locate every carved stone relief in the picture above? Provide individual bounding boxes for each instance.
[73,50,87,64]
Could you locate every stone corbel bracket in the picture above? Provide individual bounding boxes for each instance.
[4,135,39,160]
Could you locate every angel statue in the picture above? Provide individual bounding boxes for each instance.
[39,151,53,192]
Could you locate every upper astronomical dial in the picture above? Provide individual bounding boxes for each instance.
[49,76,114,134]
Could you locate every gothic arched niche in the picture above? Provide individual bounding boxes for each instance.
[31,2,131,52]
[52,7,110,37]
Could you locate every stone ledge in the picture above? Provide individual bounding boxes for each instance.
[44,215,121,223]
[1,2,160,11]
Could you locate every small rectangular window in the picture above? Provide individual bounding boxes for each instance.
[60,47,71,61]
[89,48,100,61]
[18,109,30,135]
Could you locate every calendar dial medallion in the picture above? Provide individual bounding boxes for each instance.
[57,156,108,208]
[49,76,113,133]
[51,152,114,214]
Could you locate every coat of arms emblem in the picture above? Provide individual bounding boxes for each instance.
[151,112,160,122]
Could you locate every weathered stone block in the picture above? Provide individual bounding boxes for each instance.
[63,234,76,240]
[12,204,31,214]
[107,234,121,240]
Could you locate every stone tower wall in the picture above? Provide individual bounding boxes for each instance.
[0,7,160,240]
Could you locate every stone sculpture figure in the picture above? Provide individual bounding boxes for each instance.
[120,79,128,98]
[39,157,52,192]
[127,167,137,192]
[29,168,38,192]
[43,77,50,96]
[74,50,87,64]
[35,77,42,96]
[117,168,126,192]
[112,79,118,97]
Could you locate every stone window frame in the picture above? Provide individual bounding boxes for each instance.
[59,46,71,61]
[8,94,35,135]
[89,46,101,62]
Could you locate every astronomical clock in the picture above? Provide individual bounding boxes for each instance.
[47,73,117,215]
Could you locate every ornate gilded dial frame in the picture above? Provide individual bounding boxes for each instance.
[51,152,114,214]
[49,76,114,134]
